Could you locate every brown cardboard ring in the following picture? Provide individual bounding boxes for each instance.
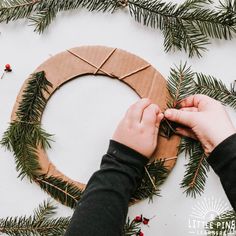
[11,46,180,196]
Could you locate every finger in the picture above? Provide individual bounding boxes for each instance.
[164,109,194,127]
[180,107,198,112]
[179,94,213,108]
[126,98,151,123]
[176,127,197,140]
[141,104,159,126]
[155,112,164,137]
[156,112,164,127]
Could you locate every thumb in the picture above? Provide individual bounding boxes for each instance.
[164,109,194,127]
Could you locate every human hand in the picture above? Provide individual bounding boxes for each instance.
[112,98,164,158]
[164,95,236,155]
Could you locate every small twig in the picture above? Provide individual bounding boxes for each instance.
[162,156,178,162]
[0,72,5,80]
[163,118,177,134]
[144,167,157,191]
[118,0,128,7]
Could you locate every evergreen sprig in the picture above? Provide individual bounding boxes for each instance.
[160,62,195,138]
[179,138,210,198]
[1,122,52,179]
[0,200,70,236]
[16,71,53,122]
[35,175,83,209]
[0,201,142,236]
[194,73,236,109]
[167,62,195,106]
[206,210,236,236]
[131,160,169,202]
[123,218,142,236]
[1,0,236,57]
[0,71,53,180]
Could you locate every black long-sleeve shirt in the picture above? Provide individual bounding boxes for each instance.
[65,134,236,235]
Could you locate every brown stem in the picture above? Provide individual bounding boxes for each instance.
[189,154,205,188]
[35,177,78,203]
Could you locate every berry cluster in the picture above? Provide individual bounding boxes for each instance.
[134,215,152,236]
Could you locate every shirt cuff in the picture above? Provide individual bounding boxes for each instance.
[107,140,149,169]
[207,133,236,173]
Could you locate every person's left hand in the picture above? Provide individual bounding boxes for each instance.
[112,98,164,158]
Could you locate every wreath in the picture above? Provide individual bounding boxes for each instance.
[1,46,180,209]
[1,46,236,235]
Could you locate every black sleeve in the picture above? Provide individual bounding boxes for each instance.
[207,133,236,211]
[65,140,149,236]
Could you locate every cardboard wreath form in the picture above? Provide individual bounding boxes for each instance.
[10,46,180,207]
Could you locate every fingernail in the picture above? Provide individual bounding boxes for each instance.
[164,110,172,117]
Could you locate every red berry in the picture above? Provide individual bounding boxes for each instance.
[139,231,144,236]
[5,64,12,72]
[134,215,142,222]
[143,218,149,225]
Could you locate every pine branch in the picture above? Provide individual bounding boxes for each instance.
[160,62,195,139]
[30,0,119,33]
[194,73,236,109]
[1,0,236,57]
[0,200,70,236]
[35,175,83,209]
[123,218,141,236]
[16,71,53,122]
[1,122,53,179]
[219,0,236,16]
[1,71,53,180]
[0,0,39,23]
[206,210,236,236]
[180,139,210,198]
[167,62,196,105]
[128,0,236,57]
[131,160,169,202]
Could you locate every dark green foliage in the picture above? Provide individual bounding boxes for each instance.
[123,218,141,236]
[0,71,53,180]
[30,0,119,33]
[0,0,38,23]
[167,62,195,107]
[16,71,53,122]
[160,62,195,139]
[131,160,169,202]
[128,0,236,57]
[1,122,52,179]
[0,200,71,236]
[180,139,210,198]
[194,73,236,109]
[1,0,236,57]
[0,201,142,236]
[206,210,236,236]
[35,175,83,209]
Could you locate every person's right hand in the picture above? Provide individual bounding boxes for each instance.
[164,95,236,155]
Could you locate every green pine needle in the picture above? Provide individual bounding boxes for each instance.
[167,62,195,106]
[16,71,53,122]
[1,0,236,57]
[194,72,236,109]
[123,217,142,236]
[0,200,70,236]
[35,175,83,209]
[131,160,169,202]
[0,71,53,180]
[1,122,53,180]
[180,138,210,198]
[206,210,236,236]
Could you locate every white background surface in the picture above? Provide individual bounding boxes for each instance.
[0,2,236,235]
